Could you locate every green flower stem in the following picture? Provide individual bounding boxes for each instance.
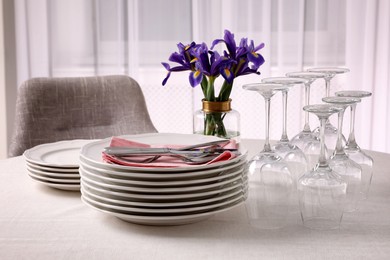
[200,77,208,98]
[217,81,233,101]
[204,112,227,137]
[205,77,216,101]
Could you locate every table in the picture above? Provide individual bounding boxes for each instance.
[1,139,390,260]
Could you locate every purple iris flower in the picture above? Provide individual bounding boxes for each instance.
[189,63,204,87]
[162,29,265,92]
[211,30,237,59]
[247,40,265,68]
[188,45,235,86]
[162,42,198,86]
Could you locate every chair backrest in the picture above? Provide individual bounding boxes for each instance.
[8,75,157,157]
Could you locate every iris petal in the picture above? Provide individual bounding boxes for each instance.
[211,39,224,50]
[223,29,237,59]
[254,42,265,52]
[162,71,171,86]
[161,62,170,71]
[221,68,234,83]
[189,70,203,87]
[169,52,185,64]
[170,65,191,72]
[248,52,265,68]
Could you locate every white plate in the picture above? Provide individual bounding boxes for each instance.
[80,167,245,194]
[26,161,80,173]
[80,157,246,181]
[81,189,244,214]
[28,175,80,191]
[27,171,80,183]
[81,178,247,202]
[24,139,95,168]
[27,165,80,178]
[79,162,245,187]
[82,196,244,225]
[80,133,247,173]
[82,182,244,208]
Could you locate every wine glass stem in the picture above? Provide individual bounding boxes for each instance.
[334,108,346,155]
[347,103,359,149]
[319,117,329,167]
[303,83,311,132]
[280,90,289,142]
[325,77,331,97]
[263,97,272,152]
[324,77,331,125]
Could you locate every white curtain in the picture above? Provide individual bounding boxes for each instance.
[345,0,390,152]
[12,0,390,153]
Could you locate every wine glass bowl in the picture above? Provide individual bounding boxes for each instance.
[307,67,350,154]
[298,104,347,230]
[322,96,362,212]
[242,83,294,229]
[285,71,328,152]
[261,77,309,185]
[335,90,373,200]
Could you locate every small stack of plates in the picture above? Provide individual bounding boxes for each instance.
[23,140,93,191]
[79,133,248,225]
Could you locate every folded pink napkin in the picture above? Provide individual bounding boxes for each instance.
[102,137,238,168]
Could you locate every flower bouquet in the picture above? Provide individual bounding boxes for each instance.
[162,29,265,138]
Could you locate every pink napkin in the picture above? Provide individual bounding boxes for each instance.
[102,136,238,168]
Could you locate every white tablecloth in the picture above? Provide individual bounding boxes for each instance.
[1,139,390,260]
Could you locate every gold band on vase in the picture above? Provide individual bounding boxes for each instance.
[202,99,232,113]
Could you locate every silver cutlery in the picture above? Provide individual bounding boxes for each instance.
[103,139,238,165]
[103,139,236,157]
[112,153,221,165]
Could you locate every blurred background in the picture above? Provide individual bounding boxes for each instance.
[0,0,389,159]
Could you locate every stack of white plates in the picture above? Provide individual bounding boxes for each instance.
[79,133,248,225]
[23,140,93,191]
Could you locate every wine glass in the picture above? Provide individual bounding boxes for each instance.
[261,77,309,185]
[285,71,328,151]
[298,104,347,230]
[308,67,350,153]
[242,83,294,229]
[335,90,373,200]
[322,96,362,212]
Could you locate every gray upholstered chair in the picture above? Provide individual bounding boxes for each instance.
[8,75,157,157]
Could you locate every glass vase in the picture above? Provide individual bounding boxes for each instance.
[193,99,240,142]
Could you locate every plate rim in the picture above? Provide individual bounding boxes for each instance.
[81,183,244,208]
[28,175,81,190]
[81,177,246,201]
[81,189,244,214]
[27,171,80,183]
[24,139,95,168]
[79,163,245,187]
[80,158,246,180]
[81,195,244,225]
[79,167,245,194]
[27,165,80,178]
